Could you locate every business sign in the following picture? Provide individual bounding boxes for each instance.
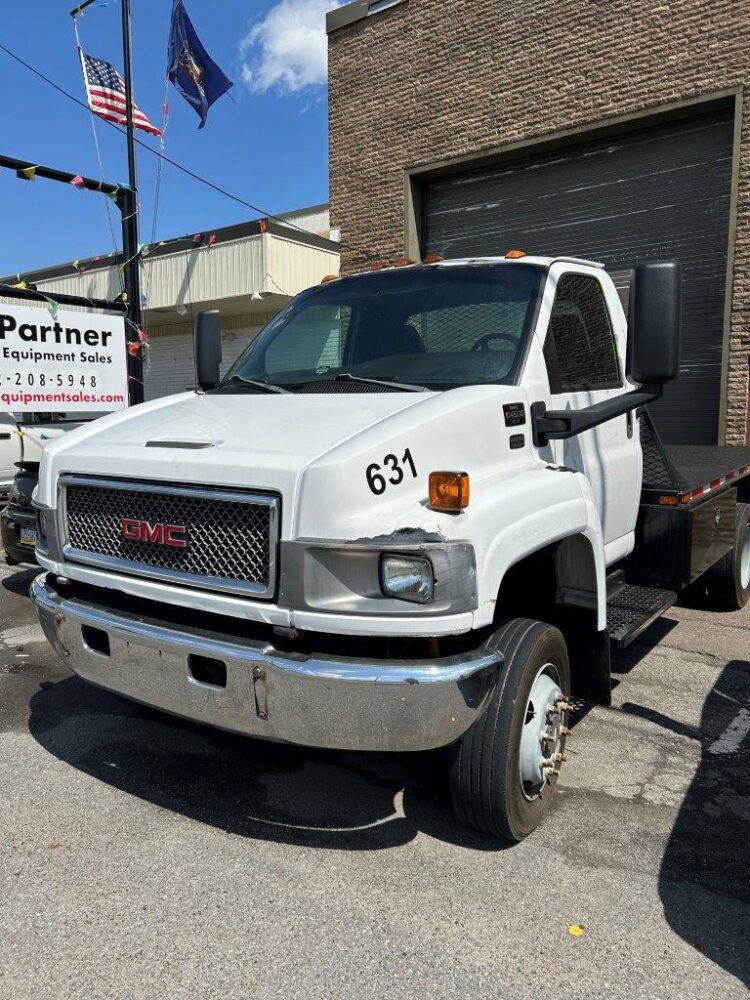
[0,304,128,413]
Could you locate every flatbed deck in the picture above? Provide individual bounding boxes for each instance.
[641,412,750,497]
[662,445,750,492]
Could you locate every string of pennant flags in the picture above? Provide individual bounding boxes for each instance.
[3,215,225,362]
[7,225,222,291]
[0,0,355,376]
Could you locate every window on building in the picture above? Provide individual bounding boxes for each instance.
[546,274,621,392]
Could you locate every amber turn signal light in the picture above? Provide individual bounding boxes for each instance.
[429,471,470,511]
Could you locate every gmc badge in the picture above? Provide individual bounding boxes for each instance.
[503,403,526,428]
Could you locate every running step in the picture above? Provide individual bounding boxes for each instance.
[606,584,677,648]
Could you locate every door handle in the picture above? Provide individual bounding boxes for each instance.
[0,432,11,440]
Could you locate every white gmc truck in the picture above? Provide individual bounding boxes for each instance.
[30,253,750,842]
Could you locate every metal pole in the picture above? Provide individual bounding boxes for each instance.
[120,0,144,404]
[1,154,119,195]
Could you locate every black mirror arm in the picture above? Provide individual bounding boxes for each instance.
[531,384,663,447]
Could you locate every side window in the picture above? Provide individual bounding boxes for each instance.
[546,274,621,391]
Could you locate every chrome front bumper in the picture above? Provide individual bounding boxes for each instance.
[32,575,503,752]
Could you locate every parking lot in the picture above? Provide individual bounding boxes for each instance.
[1,553,749,1000]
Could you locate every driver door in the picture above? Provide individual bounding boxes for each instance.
[541,266,641,563]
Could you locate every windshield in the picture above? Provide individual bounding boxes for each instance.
[222,264,545,392]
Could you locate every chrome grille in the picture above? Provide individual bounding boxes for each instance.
[61,476,278,598]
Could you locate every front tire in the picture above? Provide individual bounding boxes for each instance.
[449,619,571,842]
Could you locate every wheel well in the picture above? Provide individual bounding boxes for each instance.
[494,535,611,705]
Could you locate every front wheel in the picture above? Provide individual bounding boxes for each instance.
[449,619,571,842]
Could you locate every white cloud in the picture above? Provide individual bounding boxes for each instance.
[240,0,345,95]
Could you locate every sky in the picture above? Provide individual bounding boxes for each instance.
[0,0,344,276]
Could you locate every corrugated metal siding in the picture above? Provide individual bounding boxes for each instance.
[144,326,262,401]
[264,236,340,296]
[425,110,734,445]
[33,235,339,313]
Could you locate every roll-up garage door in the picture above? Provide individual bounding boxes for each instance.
[424,109,734,444]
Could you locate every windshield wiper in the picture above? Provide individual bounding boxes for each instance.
[223,375,289,394]
[331,373,427,392]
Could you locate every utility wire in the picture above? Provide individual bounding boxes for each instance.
[0,39,358,255]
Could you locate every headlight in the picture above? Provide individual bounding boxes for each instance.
[379,554,434,605]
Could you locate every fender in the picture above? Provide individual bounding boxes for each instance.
[472,466,607,631]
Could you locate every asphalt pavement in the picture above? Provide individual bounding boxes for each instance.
[1,554,748,1000]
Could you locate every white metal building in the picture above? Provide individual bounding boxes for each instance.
[2,205,339,400]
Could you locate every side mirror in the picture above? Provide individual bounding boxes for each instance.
[194,310,222,390]
[628,260,682,385]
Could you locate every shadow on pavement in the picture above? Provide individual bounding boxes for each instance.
[27,672,509,854]
[1,565,39,597]
[624,658,750,989]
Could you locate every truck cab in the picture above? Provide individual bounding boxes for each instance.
[33,252,728,843]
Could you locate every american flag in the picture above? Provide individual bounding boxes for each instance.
[80,51,161,137]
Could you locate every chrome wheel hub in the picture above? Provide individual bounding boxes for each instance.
[519,664,570,801]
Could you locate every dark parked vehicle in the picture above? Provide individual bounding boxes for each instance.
[1,462,39,565]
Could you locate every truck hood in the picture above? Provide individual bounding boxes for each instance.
[39,389,425,512]
[38,385,538,540]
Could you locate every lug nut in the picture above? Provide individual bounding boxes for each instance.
[561,726,572,736]
[541,731,555,744]
[551,768,561,777]
[554,752,568,763]
[541,759,555,770]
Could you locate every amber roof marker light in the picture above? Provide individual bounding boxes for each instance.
[505,249,527,259]
[422,254,444,265]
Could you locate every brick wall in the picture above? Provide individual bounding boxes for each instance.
[328,0,750,442]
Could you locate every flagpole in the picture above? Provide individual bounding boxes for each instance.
[120,0,144,404]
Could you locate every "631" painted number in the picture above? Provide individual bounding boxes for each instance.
[366,448,418,496]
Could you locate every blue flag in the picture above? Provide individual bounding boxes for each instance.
[168,0,233,129]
